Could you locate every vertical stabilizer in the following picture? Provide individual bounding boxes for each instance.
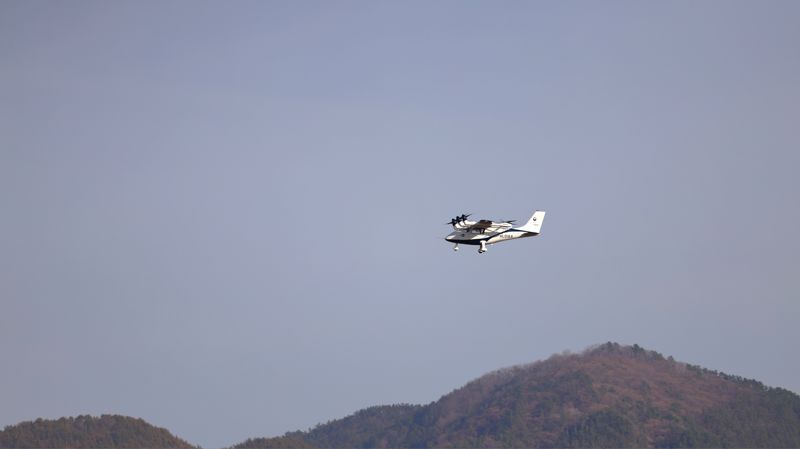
[517,211,546,234]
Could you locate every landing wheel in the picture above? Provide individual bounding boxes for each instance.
[479,241,487,254]
[453,244,459,251]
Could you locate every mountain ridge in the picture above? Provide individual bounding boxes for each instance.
[231,342,800,448]
[0,414,196,449]
[3,343,799,448]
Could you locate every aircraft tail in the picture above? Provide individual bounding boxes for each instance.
[517,210,546,234]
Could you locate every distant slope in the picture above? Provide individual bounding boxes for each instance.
[0,414,196,449]
[233,343,800,448]
[233,435,315,449]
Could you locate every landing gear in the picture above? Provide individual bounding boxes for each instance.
[479,241,487,254]
[453,243,459,251]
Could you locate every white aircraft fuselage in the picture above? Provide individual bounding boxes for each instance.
[445,211,545,253]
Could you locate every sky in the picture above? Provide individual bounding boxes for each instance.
[2,1,799,448]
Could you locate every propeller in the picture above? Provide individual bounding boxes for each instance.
[446,213,472,226]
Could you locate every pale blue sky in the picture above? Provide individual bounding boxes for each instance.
[2,2,799,448]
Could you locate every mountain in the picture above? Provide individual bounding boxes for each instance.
[0,414,197,449]
[232,343,800,448]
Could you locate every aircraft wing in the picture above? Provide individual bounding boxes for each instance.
[466,219,500,234]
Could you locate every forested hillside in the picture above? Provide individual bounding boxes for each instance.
[6,344,799,448]
[232,343,800,448]
[0,415,196,449]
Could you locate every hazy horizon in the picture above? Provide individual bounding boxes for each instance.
[2,2,799,448]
